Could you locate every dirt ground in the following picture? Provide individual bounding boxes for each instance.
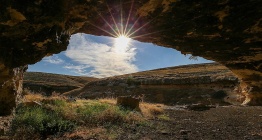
[152,106,262,140]
[0,116,12,140]
[113,106,262,140]
[1,106,262,140]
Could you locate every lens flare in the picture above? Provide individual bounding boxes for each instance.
[89,0,160,53]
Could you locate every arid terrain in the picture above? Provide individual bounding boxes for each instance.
[23,72,98,96]
[1,98,261,140]
[1,63,261,140]
[64,63,240,106]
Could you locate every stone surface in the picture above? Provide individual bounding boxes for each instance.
[0,65,27,116]
[0,0,261,115]
[117,96,140,110]
[0,116,12,137]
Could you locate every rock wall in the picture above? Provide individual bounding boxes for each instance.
[0,65,26,116]
[0,0,261,115]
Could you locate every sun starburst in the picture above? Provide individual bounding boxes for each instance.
[88,0,162,53]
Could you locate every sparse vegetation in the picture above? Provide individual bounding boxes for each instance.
[140,102,165,118]
[9,93,167,139]
[126,75,140,86]
[11,106,75,139]
[23,72,98,96]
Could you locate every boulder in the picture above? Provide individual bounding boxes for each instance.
[117,96,140,110]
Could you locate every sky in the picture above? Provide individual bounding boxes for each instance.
[28,33,213,78]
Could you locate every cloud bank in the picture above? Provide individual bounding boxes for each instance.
[43,56,64,64]
[65,34,138,78]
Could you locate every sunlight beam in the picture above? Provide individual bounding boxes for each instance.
[124,0,134,36]
[106,2,121,37]
[120,0,124,35]
[96,12,120,37]
[88,1,163,44]
[125,16,142,37]
[130,29,167,39]
[87,21,118,38]
[128,17,157,38]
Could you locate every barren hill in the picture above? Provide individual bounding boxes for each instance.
[23,72,98,95]
[64,63,241,105]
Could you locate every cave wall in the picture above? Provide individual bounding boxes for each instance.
[0,0,261,115]
[0,65,26,115]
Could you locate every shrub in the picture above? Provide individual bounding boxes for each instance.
[126,75,140,85]
[140,103,164,117]
[11,106,75,138]
[42,98,67,107]
[23,93,45,102]
[76,101,143,125]
[10,97,158,138]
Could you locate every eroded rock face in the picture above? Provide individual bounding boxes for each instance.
[0,0,261,114]
[0,64,26,116]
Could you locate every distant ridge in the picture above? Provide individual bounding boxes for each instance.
[63,63,239,105]
[149,63,219,71]
[24,72,98,95]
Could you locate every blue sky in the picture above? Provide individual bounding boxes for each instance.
[28,33,213,78]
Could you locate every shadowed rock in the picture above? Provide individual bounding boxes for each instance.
[117,96,140,110]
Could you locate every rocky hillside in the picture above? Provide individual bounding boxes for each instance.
[64,63,241,105]
[23,72,98,96]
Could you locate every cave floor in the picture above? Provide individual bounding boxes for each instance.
[1,106,262,140]
[113,106,262,140]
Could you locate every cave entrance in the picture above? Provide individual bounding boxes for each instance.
[24,33,213,100]
[0,0,261,117]
[27,0,213,78]
[28,33,213,78]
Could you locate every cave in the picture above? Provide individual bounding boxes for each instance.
[0,0,261,116]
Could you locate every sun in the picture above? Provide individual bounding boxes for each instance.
[114,35,131,52]
[115,35,130,47]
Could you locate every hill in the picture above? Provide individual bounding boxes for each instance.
[23,72,98,95]
[64,63,241,105]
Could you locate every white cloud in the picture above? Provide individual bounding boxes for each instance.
[63,64,90,75]
[65,34,138,78]
[43,56,64,64]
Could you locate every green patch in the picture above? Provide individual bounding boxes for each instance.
[11,98,149,139]
[77,102,110,116]
[44,99,67,107]
[76,101,137,125]
[11,106,75,137]
[157,114,170,121]
[126,75,140,86]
